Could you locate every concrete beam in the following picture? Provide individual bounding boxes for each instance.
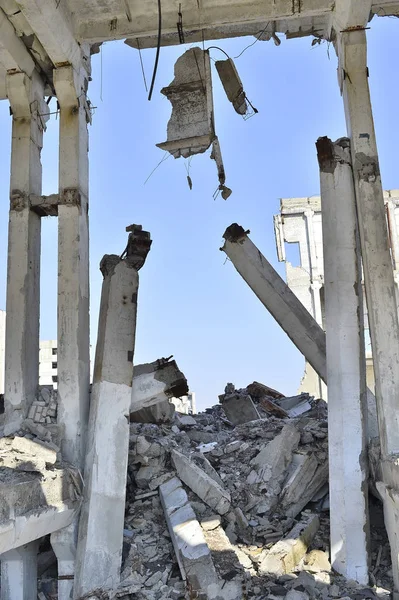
[74,227,151,598]
[317,136,369,584]
[159,477,220,596]
[3,70,48,435]
[16,0,82,73]
[0,7,35,75]
[221,224,327,382]
[79,0,335,44]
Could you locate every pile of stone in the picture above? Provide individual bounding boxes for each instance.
[3,380,392,599]
[27,386,58,425]
[101,381,391,600]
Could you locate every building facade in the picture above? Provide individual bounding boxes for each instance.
[274,190,399,398]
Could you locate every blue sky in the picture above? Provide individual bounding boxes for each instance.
[0,17,398,410]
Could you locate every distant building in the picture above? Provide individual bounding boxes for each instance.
[39,340,59,388]
[171,392,196,415]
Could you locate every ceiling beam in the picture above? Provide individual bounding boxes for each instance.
[16,0,82,71]
[332,0,372,31]
[0,6,35,74]
[77,0,335,44]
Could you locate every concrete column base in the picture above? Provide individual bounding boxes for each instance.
[1,541,39,600]
[51,522,77,600]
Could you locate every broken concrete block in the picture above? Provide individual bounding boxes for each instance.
[259,513,320,576]
[202,523,244,599]
[0,436,57,472]
[171,450,231,515]
[215,58,248,115]
[159,477,219,595]
[11,436,57,465]
[279,456,328,519]
[176,414,197,426]
[279,453,318,514]
[157,47,214,158]
[259,397,289,419]
[131,358,188,413]
[130,399,176,424]
[221,393,260,425]
[246,381,284,400]
[248,423,300,489]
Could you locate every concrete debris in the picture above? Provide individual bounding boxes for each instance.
[219,383,260,425]
[131,357,188,414]
[159,476,220,596]
[157,47,232,200]
[215,58,248,116]
[171,449,231,515]
[8,377,393,600]
[258,512,320,576]
[27,386,58,425]
[157,47,214,159]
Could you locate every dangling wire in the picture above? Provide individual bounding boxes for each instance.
[100,43,103,101]
[137,38,148,92]
[148,0,162,101]
[144,151,171,184]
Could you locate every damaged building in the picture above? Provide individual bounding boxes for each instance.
[273,190,399,400]
[1,1,399,600]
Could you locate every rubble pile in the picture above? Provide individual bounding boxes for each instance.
[102,382,391,600]
[0,382,393,599]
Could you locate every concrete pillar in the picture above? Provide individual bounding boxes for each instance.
[336,28,399,594]
[3,71,47,435]
[1,542,39,600]
[53,61,91,469]
[317,136,369,583]
[221,224,327,383]
[74,226,152,598]
[337,29,399,459]
[50,524,76,600]
[52,57,91,600]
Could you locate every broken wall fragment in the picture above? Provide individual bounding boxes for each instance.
[157,47,231,198]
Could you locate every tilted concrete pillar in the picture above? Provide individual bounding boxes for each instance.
[334,18,399,594]
[221,224,327,382]
[1,542,39,600]
[317,136,369,583]
[4,71,47,435]
[53,59,91,469]
[74,226,152,597]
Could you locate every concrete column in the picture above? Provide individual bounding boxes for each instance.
[1,542,39,600]
[52,57,91,600]
[221,224,327,382]
[74,226,152,598]
[317,136,369,583]
[336,29,399,594]
[337,29,399,458]
[53,61,91,469]
[3,71,47,435]
[50,524,76,600]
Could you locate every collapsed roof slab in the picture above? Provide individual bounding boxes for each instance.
[0,465,81,554]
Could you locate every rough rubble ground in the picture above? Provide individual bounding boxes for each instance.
[0,384,393,600]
